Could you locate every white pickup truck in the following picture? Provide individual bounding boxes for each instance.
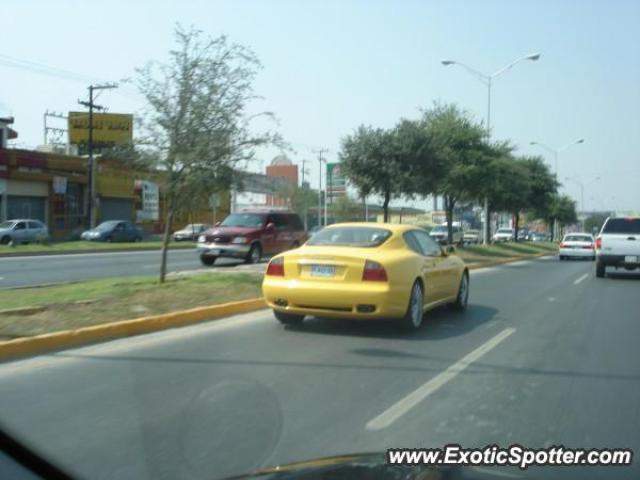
[595,216,640,278]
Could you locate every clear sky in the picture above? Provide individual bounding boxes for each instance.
[2,0,639,212]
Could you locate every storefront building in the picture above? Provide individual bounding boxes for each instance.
[0,148,229,240]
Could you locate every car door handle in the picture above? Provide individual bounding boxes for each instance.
[627,236,636,241]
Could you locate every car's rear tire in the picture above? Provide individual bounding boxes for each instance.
[245,243,262,264]
[200,255,216,266]
[274,310,304,325]
[450,271,469,312]
[400,281,424,331]
[596,261,605,278]
[0,235,11,245]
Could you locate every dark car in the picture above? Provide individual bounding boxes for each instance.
[197,210,307,265]
[81,220,143,242]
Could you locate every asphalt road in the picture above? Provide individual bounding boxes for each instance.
[0,250,264,288]
[1,257,639,479]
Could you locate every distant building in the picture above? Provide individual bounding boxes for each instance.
[266,154,298,207]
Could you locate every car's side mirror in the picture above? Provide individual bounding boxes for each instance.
[265,222,275,231]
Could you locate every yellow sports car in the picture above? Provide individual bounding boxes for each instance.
[262,223,469,330]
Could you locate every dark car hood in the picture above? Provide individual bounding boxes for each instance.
[222,452,439,480]
[221,452,543,480]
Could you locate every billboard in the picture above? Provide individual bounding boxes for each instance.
[134,180,159,221]
[326,162,346,198]
[68,112,133,146]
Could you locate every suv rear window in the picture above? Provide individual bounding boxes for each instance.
[602,218,640,234]
[565,235,592,242]
[307,227,391,247]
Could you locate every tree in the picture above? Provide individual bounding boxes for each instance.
[422,104,493,244]
[584,213,609,235]
[340,126,411,222]
[332,195,361,222]
[488,156,531,240]
[548,194,578,234]
[134,26,278,282]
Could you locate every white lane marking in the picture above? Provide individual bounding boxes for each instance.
[573,273,589,285]
[0,309,271,377]
[366,328,516,431]
[548,297,556,302]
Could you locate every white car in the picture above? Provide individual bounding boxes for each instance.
[493,228,514,242]
[559,233,595,261]
[595,216,640,278]
[462,229,481,244]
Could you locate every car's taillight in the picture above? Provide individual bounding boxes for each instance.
[560,243,567,248]
[266,257,284,276]
[362,260,387,281]
[595,237,602,250]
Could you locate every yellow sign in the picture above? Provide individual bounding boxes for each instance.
[68,112,133,146]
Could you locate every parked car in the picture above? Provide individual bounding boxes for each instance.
[595,216,640,278]
[462,229,481,245]
[262,223,468,330]
[81,220,143,242]
[493,228,514,242]
[429,224,463,245]
[529,232,548,242]
[516,229,530,241]
[197,210,307,266]
[173,223,210,242]
[0,219,49,245]
[559,233,596,261]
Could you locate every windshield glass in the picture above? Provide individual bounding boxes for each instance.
[220,213,264,228]
[0,221,16,229]
[565,235,592,242]
[603,218,640,234]
[95,221,118,231]
[306,227,392,247]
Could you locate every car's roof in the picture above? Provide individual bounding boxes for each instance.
[321,222,423,234]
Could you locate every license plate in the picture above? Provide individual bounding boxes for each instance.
[310,265,336,277]
[625,256,639,263]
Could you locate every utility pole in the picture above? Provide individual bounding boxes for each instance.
[314,149,327,227]
[78,83,117,228]
[301,159,309,230]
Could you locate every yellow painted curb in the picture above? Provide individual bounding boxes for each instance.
[0,297,267,362]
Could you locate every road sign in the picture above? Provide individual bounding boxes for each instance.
[326,162,346,197]
[209,194,221,208]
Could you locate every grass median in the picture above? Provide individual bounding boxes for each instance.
[0,240,195,256]
[0,273,262,340]
[0,240,557,340]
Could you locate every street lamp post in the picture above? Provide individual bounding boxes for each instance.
[564,175,600,229]
[530,139,584,239]
[442,53,540,245]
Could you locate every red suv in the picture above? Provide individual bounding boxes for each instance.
[197,210,307,265]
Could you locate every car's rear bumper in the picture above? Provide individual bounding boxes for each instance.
[197,242,250,258]
[596,253,640,268]
[559,248,595,257]
[262,279,409,320]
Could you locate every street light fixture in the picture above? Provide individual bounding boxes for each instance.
[441,52,541,244]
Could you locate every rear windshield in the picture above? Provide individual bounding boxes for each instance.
[602,218,640,234]
[564,235,592,242]
[306,227,392,247]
